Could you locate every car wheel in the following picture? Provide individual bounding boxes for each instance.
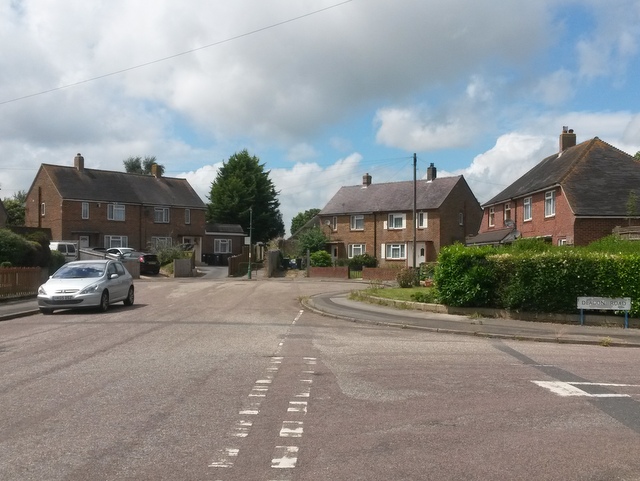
[99,290,109,312]
[40,308,54,315]
[123,286,135,306]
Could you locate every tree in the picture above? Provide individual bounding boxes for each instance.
[290,208,320,236]
[2,190,27,226]
[627,190,639,226]
[123,156,165,176]
[635,151,640,160]
[208,150,285,243]
[296,226,328,256]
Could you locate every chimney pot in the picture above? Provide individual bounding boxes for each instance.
[559,127,577,152]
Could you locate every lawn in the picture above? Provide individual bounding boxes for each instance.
[352,286,436,303]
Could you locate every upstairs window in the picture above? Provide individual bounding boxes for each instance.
[154,207,170,223]
[185,209,191,225]
[40,202,46,217]
[331,216,337,231]
[488,207,495,227]
[458,212,464,226]
[545,190,556,217]
[523,197,532,222]
[82,202,89,219]
[350,214,364,230]
[504,203,512,222]
[107,203,125,221]
[417,212,427,228]
[387,213,406,229]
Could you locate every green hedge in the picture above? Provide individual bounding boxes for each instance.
[434,240,640,317]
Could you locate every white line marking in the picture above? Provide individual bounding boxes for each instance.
[294,310,304,322]
[208,448,239,467]
[256,379,273,384]
[532,381,631,397]
[271,446,299,468]
[280,421,304,437]
[239,409,259,415]
[288,401,308,413]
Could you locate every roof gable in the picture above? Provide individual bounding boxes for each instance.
[40,164,206,208]
[320,176,463,215]
[483,138,640,216]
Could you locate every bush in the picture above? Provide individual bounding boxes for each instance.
[310,250,332,267]
[396,267,418,288]
[0,229,37,266]
[410,289,437,303]
[348,253,377,269]
[155,245,190,267]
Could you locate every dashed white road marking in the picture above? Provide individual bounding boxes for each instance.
[532,380,636,397]
[280,421,304,437]
[288,401,308,413]
[208,447,239,467]
[271,446,299,468]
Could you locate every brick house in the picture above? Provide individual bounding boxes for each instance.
[318,165,482,266]
[202,223,246,265]
[25,153,207,259]
[469,128,640,247]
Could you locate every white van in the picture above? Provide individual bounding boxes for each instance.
[50,241,78,262]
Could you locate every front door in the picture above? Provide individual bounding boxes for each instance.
[407,242,426,267]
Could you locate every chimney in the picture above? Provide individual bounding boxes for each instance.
[426,163,437,181]
[362,173,371,187]
[151,163,161,178]
[74,153,84,171]
[559,126,576,152]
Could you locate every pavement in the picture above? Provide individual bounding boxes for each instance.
[4,269,640,348]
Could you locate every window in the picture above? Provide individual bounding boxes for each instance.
[523,197,532,222]
[185,209,191,225]
[385,243,406,259]
[545,190,556,217]
[108,203,125,221]
[458,212,464,226]
[350,214,364,230]
[151,237,172,248]
[348,244,365,258]
[387,213,405,229]
[488,207,495,227]
[417,212,427,228]
[154,206,170,223]
[504,203,511,222]
[105,235,128,248]
[40,202,46,217]
[214,239,232,254]
[82,202,89,219]
[558,238,567,246]
[331,216,337,231]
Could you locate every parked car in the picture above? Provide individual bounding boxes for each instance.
[37,259,134,314]
[121,251,161,275]
[106,247,136,258]
[49,241,78,263]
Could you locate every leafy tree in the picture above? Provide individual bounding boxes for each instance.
[626,190,638,225]
[208,150,285,243]
[310,250,332,267]
[123,156,165,176]
[2,190,27,226]
[296,226,328,256]
[635,151,640,160]
[290,208,320,236]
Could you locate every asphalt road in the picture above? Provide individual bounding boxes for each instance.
[2,276,640,480]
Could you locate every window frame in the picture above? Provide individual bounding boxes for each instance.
[504,203,512,222]
[488,207,495,227]
[387,213,406,230]
[214,238,232,254]
[104,235,128,248]
[154,206,170,224]
[348,244,365,258]
[385,243,406,260]
[350,214,364,231]
[107,203,125,222]
[458,212,464,226]
[417,211,427,229]
[545,190,556,217]
[151,237,172,249]
[81,202,89,220]
[40,202,46,217]
[331,216,337,231]
[523,197,532,222]
[185,208,191,225]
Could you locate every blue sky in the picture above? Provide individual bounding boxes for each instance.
[1,0,639,236]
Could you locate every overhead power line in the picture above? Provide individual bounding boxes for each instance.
[0,0,354,106]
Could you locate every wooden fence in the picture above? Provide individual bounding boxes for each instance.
[0,267,44,299]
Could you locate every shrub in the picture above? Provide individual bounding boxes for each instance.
[310,250,332,267]
[0,229,37,266]
[410,289,436,303]
[397,267,418,288]
[348,253,377,269]
[155,245,190,266]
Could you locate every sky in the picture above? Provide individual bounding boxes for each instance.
[1,0,640,236]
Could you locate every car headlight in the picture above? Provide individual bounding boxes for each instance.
[79,283,101,295]
[38,286,47,295]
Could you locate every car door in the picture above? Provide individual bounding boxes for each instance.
[106,262,127,301]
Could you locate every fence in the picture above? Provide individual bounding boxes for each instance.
[0,267,44,299]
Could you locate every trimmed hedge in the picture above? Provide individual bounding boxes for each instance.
[434,241,640,317]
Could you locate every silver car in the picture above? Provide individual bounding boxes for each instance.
[37,259,134,314]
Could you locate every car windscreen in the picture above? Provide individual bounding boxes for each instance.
[53,264,105,279]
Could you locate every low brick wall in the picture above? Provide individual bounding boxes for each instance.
[362,267,399,282]
[308,266,348,279]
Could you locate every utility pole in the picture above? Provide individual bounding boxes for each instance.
[248,206,253,279]
[413,153,417,270]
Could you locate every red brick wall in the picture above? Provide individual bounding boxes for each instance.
[362,267,399,281]
[308,266,348,278]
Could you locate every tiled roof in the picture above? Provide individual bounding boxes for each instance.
[319,176,463,215]
[41,164,206,208]
[205,223,246,234]
[483,138,640,216]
